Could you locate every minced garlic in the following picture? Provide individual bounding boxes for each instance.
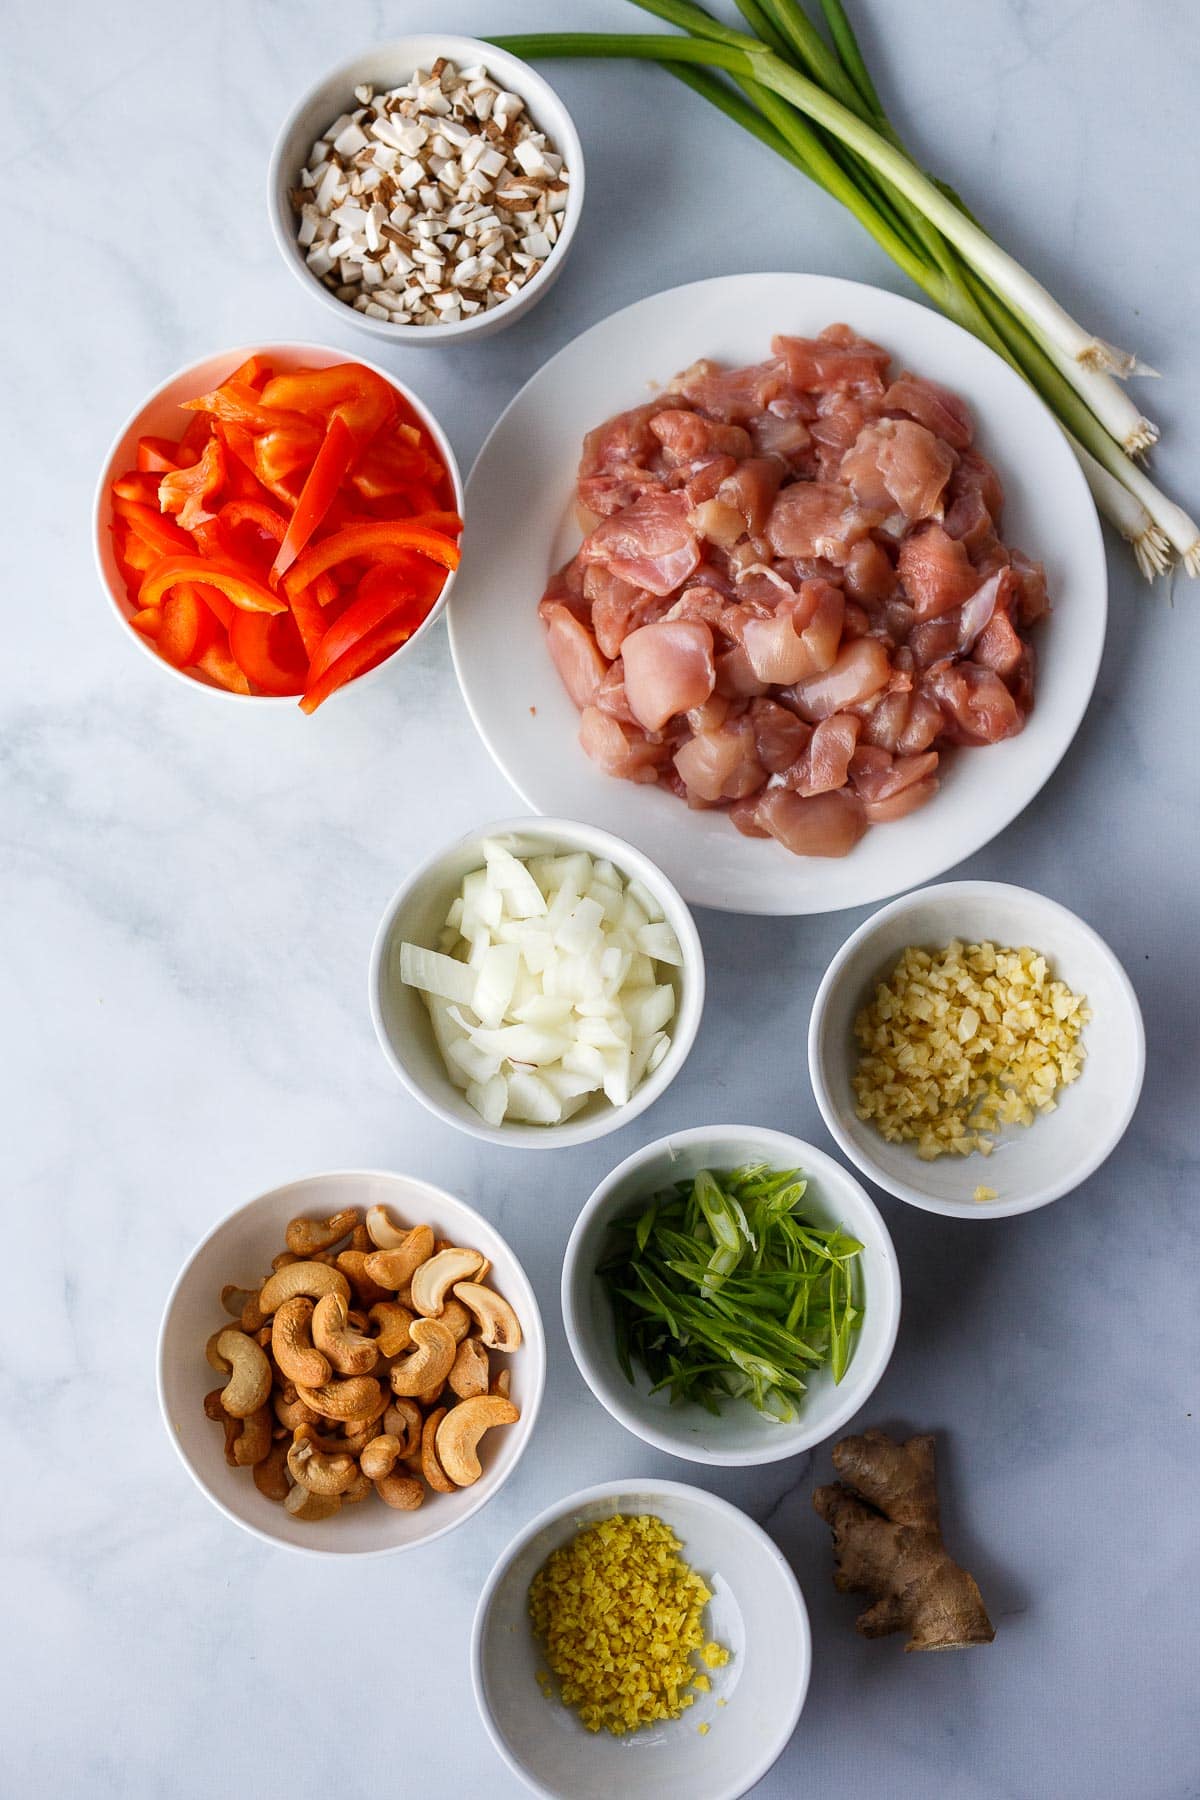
[528,1513,727,1735]
[852,940,1089,1159]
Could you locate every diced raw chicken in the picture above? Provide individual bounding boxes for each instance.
[756,786,868,857]
[578,706,666,783]
[540,324,1046,859]
[773,325,891,394]
[539,601,608,709]
[897,523,984,619]
[582,490,701,595]
[787,637,891,720]
[673,716,765,801]
[840,419,956,521]
[621,620,716,731]
[766,481,881,563]
[786,711,862,795]
[883,373,974,449]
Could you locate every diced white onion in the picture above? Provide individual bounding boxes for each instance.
[398,844,683,1127]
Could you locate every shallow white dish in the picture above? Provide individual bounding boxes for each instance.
[157,1169,544,1554]
[562,1125,900,1465]
[94,342,462,703]
[369,816,704,1149]
[269,36,584,344]
[472,1477,810,1800]
[809,880,1145,1217]
[448,270,1107,915]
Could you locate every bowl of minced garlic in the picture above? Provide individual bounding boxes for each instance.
[809,881,1145,1220]
[471,1478,811,1799]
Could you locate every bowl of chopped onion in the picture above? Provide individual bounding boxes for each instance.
[809,880,1146,1218]
[269,37,584,342]
[368,817,705,1148]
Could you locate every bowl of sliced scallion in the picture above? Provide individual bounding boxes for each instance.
[563,1126,901,1466]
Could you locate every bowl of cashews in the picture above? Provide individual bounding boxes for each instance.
[157,1167,545,1554]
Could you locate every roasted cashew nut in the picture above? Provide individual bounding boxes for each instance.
[342,1470,373,1504]
[383,1399,423,1459]
[440,1298,473,1345]
[420,1406,457,1494]
[368,1301,414,1358]
[273,1386,320,1433]
[287,1425,361,1496]
[363,1224,435,1293]
[215,1329,273,1418]
[335,1250,394,1308]
[448,1337,490,1400]
[232,1405,273,1468]
[296,1375,385,1423]
[410,1247,485,1318]
[375,1471,425,1510]
[435,1396,521,1487]
[271,1296,331,1389]
[491,1368,512,1401]
[220,1285,257,1319]
[452,1281,523,1352]
[252,1439,291,1501]
[284,1484,342,1522]
[312,1291,379,1377]
[365,1203,413,1250]
[258,1261,351,1315]
[360,1434,402,1482]
[387,1317,456,1400]
[285,1207,360,1257]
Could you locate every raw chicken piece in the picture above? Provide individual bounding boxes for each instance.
[730,792,771,837]
[673,357,789,422]
[650,410,752,464]
[717,458,784,538]
[582,490,701,595]
[577,470,663,519]
[749,412,813,465]
[766,481,881,564]
[942,449,1004,552]
[788,637,891,720]
[622,619,716,731]
[585,566,664,660]
[714,640,770,698]
[844,538,896,603]
[924,662,1024,744]
[579,399,677,480]
[756,786,868,857]
[862,777,939,822]
[578,707,667,783]
[741,577,845,684]
[540,601,609,709]
[974,590,1026,677]
[673,716,765,801]
[594,661,639,725]
[773,325,891,395]
[841,419,956,521]
[749,696,811,772]
[848,745,940,802]
[897,523,984,619]
[787,712,862,795]
[883,373,974,450]
[1009,551,1050,624]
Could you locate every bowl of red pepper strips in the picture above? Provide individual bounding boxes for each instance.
[94,343,463,709]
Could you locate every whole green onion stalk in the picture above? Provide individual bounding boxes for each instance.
[495,0,1198,580]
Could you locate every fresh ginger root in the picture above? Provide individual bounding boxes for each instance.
[813,1429,995,1652]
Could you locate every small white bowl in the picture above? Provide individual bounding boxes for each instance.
[94,342,463,703]
[157,1169,544,1555]
[562,1126,900,1466]
[369,817,705,1150]
[472,1477,811,1800]
[269,36,585,345]
[809,880,1146,1219]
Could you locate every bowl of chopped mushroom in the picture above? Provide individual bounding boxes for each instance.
[269,36,584,341]
[157,1169,545,1554]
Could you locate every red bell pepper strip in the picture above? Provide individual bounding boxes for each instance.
[262,363,395,449]
[270,414,355,583]
[254,423,322,485]
[176,412,215,466]
[139,555,286,616]
[229,609,308,696]
[129,606,163,638]
[299,616,415,714]
[112,470,162,505]
[136,435,184,474]
[284,521,461,595]
[304,575,428,691]
[159,433,226,532]
[350,431,442,500]
[195,642,252,694]
[189,581,236,629]
[157,586,224,668]
[224,354,273,390]
[181,379,314,439]
[112,497,195,560]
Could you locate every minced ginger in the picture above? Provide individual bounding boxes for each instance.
[852,939,1089,1160]
[529,1513,728,1735]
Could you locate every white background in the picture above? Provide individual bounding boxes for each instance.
[4,3,1198,1796]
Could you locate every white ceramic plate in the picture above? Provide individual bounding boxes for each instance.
[448,272,1107,915]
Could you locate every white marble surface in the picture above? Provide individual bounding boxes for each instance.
[4,2,1198,1795]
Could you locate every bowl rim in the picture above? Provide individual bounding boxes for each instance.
[367,815,706,1149]
[470,1474,812,1800]
[155,1167,546,1557]
[807,878,1148,1219]
[561,1124,902,1465]
[92,340,464,704]
[267,33,586,345]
